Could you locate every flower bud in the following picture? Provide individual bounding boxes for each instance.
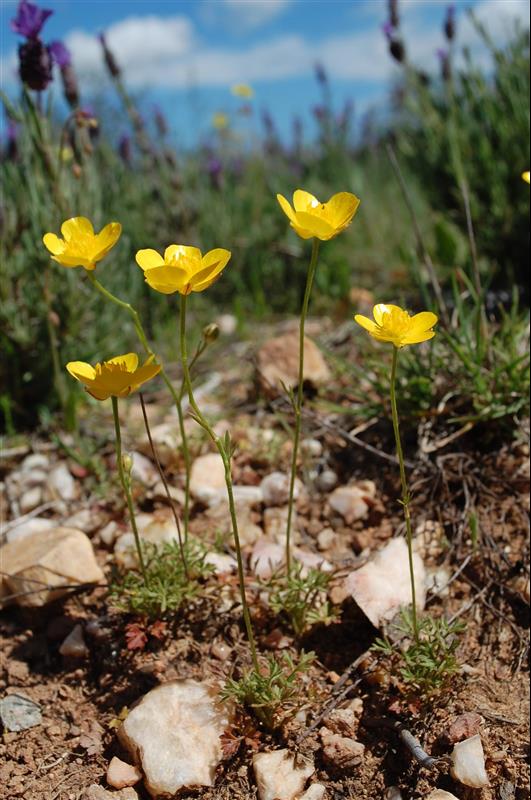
[61,64,79,108]
[18,38,52,90]
[388,0,400,28]
[444,4,456,41]
[202,323,220,343]
[72,163,82,179]
[99,32,120,78]
[122,453,133,476]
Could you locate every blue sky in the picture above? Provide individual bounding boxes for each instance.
[2,0,529,146]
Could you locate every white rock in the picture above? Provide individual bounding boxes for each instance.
[343,538,426,628]
[317,528,337,552]
[131,451,158,487]
[21,453,49,471]
[59,624,89,658]
[114,510,182,569]
[148,481,186,506]
[106,756,142,789]
[203,484,263,510]
[216,313,238,335]
[294,548,333,574]
[21,469,48,487]
[425,792,459,800]
[63,508,98,534]
[118,681,231,797]
[204,552,237,574]
[253,749,314,800]
[298,785,326,800]
[190,453,226,504]
[100,521,119,547]
[138,423,180,467]
[451,734,489,788]
[263,506,293,542]
[250,540,285,579]
[301,439,323,458]
[48,463,76,501]
[19,487,43,513]
[256,333,331,398]
[317,470,338,492]
[206,501,263,546]
[328,483,375,524]
[6,517,55,544]
[261,472,300,507]
[1,527,104,608]
[385,788,403,800]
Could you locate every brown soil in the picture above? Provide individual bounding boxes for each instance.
[1,324,529,800]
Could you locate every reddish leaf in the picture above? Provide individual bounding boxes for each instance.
[149,620,167,640]
[125,623,148,651]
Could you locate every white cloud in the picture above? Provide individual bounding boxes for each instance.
[202,0,291,33]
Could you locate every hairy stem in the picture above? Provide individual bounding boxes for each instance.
[390,346,419,643]
[285,237,320,574]
[111,396,148,582]
[180,293,259,672]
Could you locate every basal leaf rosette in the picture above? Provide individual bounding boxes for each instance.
[43,217,122,271]
[276,189,360,240]
[135,245,231,295]
[354,304,438,348]
[66,353,160,400]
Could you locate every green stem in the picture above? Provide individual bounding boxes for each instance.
[87,272,192,541]
[111,396,148,583]
[285,238,320,574]
[180,294,259,672]
[390,346,419,643]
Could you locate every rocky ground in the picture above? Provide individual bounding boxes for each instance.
[1,318,529,800]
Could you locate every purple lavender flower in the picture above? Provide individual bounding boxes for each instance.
[388,0,400,28]
[118,134,132,165]
[49,40,72,68]
[437,48,451,81]
[153,105,168,137]
[314,62,328,85]
[312,105,326,121]
[382,21,395,41]
[444,4,456,41]
[11,0,52,39]
[99,32,121,78]
[18,38,53,90]
[4,120,19,161]
[206,155,223,189]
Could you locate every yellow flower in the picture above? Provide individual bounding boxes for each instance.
[276,189,360,241]
[231,83,254,99]
[135,245,231,295]
[354,304,438,348]
[523,171,530,184]
[43,217,121,271]
[212,112,229,130]
[66,353,160,401]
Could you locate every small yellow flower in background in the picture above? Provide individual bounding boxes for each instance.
[231,83,254,99]
[212,112,229,130]
[354,304,438,348]
[276,189,360,241]
[136,245,231,295]
[66,353,160,400]
[43,217,121,271]
[60,145,74,162]
[522,171,530,184]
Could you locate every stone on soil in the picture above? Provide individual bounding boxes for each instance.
[446,712,484,744]
[1,527,104,608]
[48,462,77,500]
[190,453,226,504]
[261,472,301,507]
[5,517,55,544]
[84,787,138,800]
[450,734,489,788]
[328,482,375,524]
[118,680,231,797]
[425,792,459,800]
[343,537,426,628]
[59,624,89,658]
[298,785,327,800]
[319,729,365,771]
[253,749,314,800]
[107,756,142,789]
[114,509,183,569]
[0,693,42,731]
[256,333,330,397]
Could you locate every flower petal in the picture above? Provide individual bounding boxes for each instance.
[373,303,402,325]
[43,233,66,255]
[292,211,335,239]
[107,353,139,372]
[143,265,190,294]
[324,192,360,228]
[164,244,202,263]
[409,311,438,333]
[130,363,162,392]
[293,189,319,212]
[276,194,296,223]
[135,249,165,271]
[61,216,94,240]
[354,314,380,335]
[191,248,231,291]
[400,330,436,346]
[94,222,122,257]
[66,361,96,382]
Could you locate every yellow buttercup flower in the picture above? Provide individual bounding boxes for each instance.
[212,112,229,130]
[231,83,254,99]
[276,189,360,240]
[522,171,530,184]
[43,217,121,271]
[354,304,438,348]
[135,245,231,296]
[66,353,160,401]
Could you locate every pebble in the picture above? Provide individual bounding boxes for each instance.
[385,788,403,800]
[319,729,365,771]
[5,517,55,544]
[342,537,426,628]
[451,734,489,788]
[446,712,484,744]
[317,470,338,492]
[1,527,104,608]
[424,792,459,800]
[106,756,142,789]
[190,453,225,504]
[256,332,331,398]
[328,482,375,524]
[253,749,314,800]
[299,785,327,800]
[204,552,237,574]
[263,506,293,542]
[210,642,232,661]
[0,693,42,731]
[216,313,238,335]
[49,463,76,500]
[118,680,232,796]
[21,453,49,471]
[99,521,119,547]
[59,624,89,658]
[131,451,158,487]
[317,528,337,552]
[84,787,138,800]
[261,472,299,507]
[301,439,323,458]
[19,487,43,513]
